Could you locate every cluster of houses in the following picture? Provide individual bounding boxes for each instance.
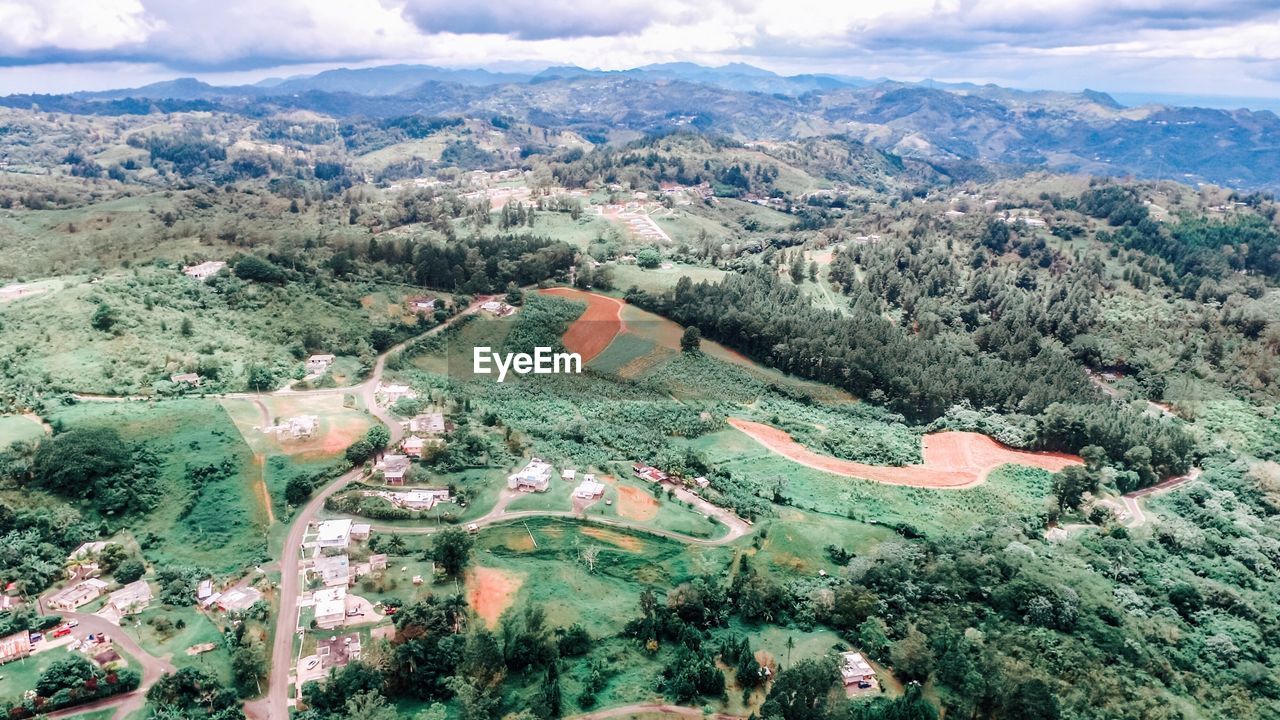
[633,462,709,490]
[182,260,226,281]
[48,578,154,620]
[298,519,387,629]
[399,411,449,459]
[265,415,319,440]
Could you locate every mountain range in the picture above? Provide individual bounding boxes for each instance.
[4,62,1278,192]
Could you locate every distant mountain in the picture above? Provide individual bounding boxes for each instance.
[6,62,1279,191]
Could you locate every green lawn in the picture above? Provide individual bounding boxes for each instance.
[0,647,77,701]
[0,414,45,447]
[132,606,234,682]
[48,399,270,572]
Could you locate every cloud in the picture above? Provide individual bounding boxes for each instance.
[0,0,1276,98]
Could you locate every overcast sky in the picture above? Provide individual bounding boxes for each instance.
[1,0,1277,106]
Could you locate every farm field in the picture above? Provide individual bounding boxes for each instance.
[539,287,625,362]
[47,399,269,571]
[690,428,1062,535]
[728,418,1080,488]
[608,262,728,295]
[221,394,374,464]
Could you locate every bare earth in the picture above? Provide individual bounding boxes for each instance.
[467,566,524,628]
[728,418,1081,488]
[540,287,625,362]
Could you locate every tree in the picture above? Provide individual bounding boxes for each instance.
[346,439,374,465]
[890,625,932,681]
[757,658,838,720]
[180,317,193,337]
[91,303,118,331]
[432,527,474,577]
[36,655,97,697]
[232,642,267,697]
[285,475,315,505]
[114,558,145,584]
[680,326,702,353]
[234,254,286,283]
[1051,465,1096,511]
[636,247,661,268]
[344,691,397,720]
[364,425,391,451]
[246,364,277,392]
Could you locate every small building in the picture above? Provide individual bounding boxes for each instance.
[369,554,388,572]
[633,463,668,483]
[350,523,371,542]
[479,300,516,317]
[170,372,201,386]
[0,631,32,665]
[278,415,318,439]
[407,296,437,313]
[377,454,411,485]
[401,436,426,458]
[183,261,226,281]
[408,412,446,435]
[693,476,710,489]
[840,652,876,687]
[560,469,576,482]
[107,580,153,616]
[317,633,361,670]
[47,578,109,611]
[306,355,336,374]
[574,478,605,499]
[217,586,263,613]
[314,587,347,629]
[396,489,450,511]
[508,458,553,492]
[196,579,214,601]
[379,383,416,405]
[314,519,353,553]
[312,555,352,587]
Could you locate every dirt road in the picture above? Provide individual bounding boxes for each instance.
[728,418,1080,488]
[569,703,743,720]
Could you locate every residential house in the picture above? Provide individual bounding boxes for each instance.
[66,541,109,580]
[693,476,710,489]
[377,454,411,485]
[350,524,371,542]
[196,579,214,602]
[182,261,226,281]
[306,355,336,374]
[560,469,576,482]
[369,554,388,572]
[312,555,352,588]
[217,587,263,613]
[314,519,353,554]
[401,436,426,458]
[407,296,437,313]
[395,489,450,511]
[840,652,877,687]
[170,372,201,385]
[279,415,318,439]
[0,596,20,612]
[574,478,605,499]
[408,412,446,435]
[479,300,516,317]
[47,579,109,611]
[314,587,347,629]
[507,458,553,492]
[377,382,416,405]
[0,631,32,665]
[317,633,361,670]
[633,463,669,483]
[107,580,153,616]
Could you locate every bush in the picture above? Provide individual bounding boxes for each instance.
[114,559,145,584]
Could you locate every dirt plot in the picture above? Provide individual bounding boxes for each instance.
[467,566,525,628]
[601,475,660,521]
[540,287,625,362]
[729,418,1080,488]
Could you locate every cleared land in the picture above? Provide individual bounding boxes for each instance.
[466,565,525,628]
[540,287,625,363]
[728,418,1080,488]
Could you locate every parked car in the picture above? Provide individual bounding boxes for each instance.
[28,633,42,643]
[51,626,71,638]
[304,658,319,670]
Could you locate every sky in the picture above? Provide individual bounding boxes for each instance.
[0,0,1278,108]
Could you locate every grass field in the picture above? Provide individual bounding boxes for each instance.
[0,414,46,447]
[691,428,1058,536]
[609,262,727,295]
[0,646,77,701]
[222,394,374,463]
[132,606,235,683]
[48,399,270,572]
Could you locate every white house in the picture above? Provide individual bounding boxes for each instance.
[314,587,347,629]
[312,555,352,587]
[574,478,605,499]
[107,580,153,616]
[377,454,411,485]
[507,458,553,492]
[840,652,876,687]
[379,383,417,405]
[306,355,336,374]
[217,587,263,613]
[396,489,450,511]
[408,412,446,435]
[47,579,109,611]
[314,519,353,553]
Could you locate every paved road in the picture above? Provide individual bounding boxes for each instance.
[246,299,487,720]
[1121,466,1202,527]
[32,602,177,720]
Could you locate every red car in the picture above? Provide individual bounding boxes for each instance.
[51,626,72,638]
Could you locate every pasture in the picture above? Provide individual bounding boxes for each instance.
[47,399,269,572]
[0,414,46,447]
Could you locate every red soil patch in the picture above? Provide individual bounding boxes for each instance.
[540,287,625,363]
[581,526,645,553]
[729,418,1080,489]
[600,475,659,521]
[466,566,524,628]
